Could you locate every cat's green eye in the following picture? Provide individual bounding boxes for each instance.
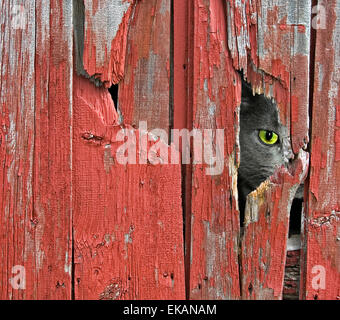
[258,130,279,145]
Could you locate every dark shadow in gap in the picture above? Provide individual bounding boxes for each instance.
[283,188,304,300]
[108,84,119,111]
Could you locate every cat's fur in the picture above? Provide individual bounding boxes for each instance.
[238,80,294,222]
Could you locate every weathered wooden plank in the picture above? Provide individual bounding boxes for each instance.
[173,0,192,298]
[72,75,185,299]
[73,0,185,299]
[188,0,241,300]
[173,0,189,132]
[0,0,73,299]
[118,0,171,133]
[1,0,338,301]
[241,151,308,299]
[32,0,74,299]
[0,0,36,300]
[225,0,312,299]
[80,0,134,86]
[227,0,311,153]
[301,0,340,300]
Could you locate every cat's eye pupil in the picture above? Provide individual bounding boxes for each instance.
[258,129,278,145]
[265,131,273,141]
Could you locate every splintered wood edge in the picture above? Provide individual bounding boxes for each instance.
[243,149,309,227]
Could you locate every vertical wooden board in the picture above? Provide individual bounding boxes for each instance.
[173,0,193,298]
[301,0,340,300]
[72,75,185,299]
[173,0,189,132]
[32,0,74,299]
[222,0,312,299]
[80,0,134,86]
[118,0,171,133]
[227,0,311,153]
[188,0,241,300]
[0,0,73,299]
[73,0,184,299]
[0,0,36,300]
[241,151,308,299]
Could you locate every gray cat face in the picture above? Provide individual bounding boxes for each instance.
[238,81,293,203]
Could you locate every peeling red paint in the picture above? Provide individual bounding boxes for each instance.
[119,0,171,132]
[83,0,135,86]
[188,0,240,300]
[335,130,340,162]
[1,0,339,301]
[73,74,185,299]
[301,0,340,300]
[1,0,73,299]
[241,151,309,300]
[225,0,312,300]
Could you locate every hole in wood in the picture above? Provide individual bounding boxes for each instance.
[108,83,119,111]
[283,187,304,300]
[238,76,305,300]
[238,78,291,227]
[289,197,303,238]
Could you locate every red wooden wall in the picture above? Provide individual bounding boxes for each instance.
[0,0,339,300]
[300,0,340,300]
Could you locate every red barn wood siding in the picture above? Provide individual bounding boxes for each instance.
[183,0,311,300]
[119,0,171,133]
[301,0,340,300]
[81,0,133,86]
[0,0,73,299]
[224,0,312,299]
[173,0,194,299]
[241,154,308,299]
[0,0,185,300]
[0,0,339,300]
[72,76,185,300]
[186,0,241,300]
[0,0,37,300]
[75,0,185,300]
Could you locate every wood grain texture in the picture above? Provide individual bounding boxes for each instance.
[300,0,340,300]
[0,0,73,299]
[72,0,185,299]
[226,0,311,153]
[173,0,189,132]
[72,75,185,299]
[1,0,185,300]
[1,0,339,301]
[241,151,308,299]
[32,0,74,300]
[81,0,134,86]
[173,0,192,298]
[118,0,171,133]
[225,0,312,299]
[0,0,37,300]
[188,0,241,300]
